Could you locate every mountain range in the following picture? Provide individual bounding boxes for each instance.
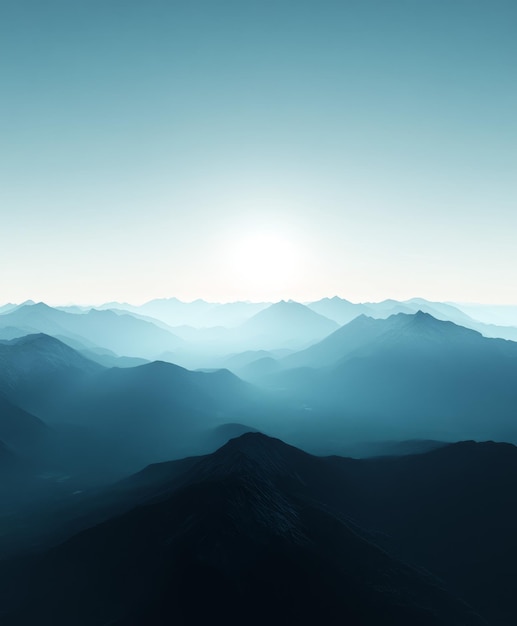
[0,303,184,360]
[1,307,517,474]
[2,298,517,370]
[1,293,517,624]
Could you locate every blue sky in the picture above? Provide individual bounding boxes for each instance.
[1,0,516,304]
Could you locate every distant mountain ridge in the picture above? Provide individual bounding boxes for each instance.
[282,311,486,370]
[237,300,338,349]
[246,311,517,446]
[2,298,516,368]
[0,333,264,477]
[0,303,183,359]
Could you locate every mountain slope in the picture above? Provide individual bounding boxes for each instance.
[38,359,261,474]
[306,297,517,342]
[306,296,366,325]
[0,334,103,416]
[0,303,183,359]
[0,395,49,450]
[268,313,517,443]
[282,311,491,370]
[1,433,485,626]
[0,333,265,476]
[238,300,339,349]
[107,297,270,328]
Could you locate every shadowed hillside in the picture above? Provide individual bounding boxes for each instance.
[0,433,491,626]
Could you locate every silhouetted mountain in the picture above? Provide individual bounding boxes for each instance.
[307,295,367,325]
[0,303,18,314]
[1,433,486,626]
[102,298,269,328]
[307,296,424,324]
[0,303,183,359]
[0,334,102,416]
[336,440,517,625]
[0,301,35,315]
[363,298,415,317]
[282,310,482,369]
[403,298,477,326]
[0,327,27,341]
[266,312,517,443]
[50,334,150,368]
[222,348,276,368]
[238,300,339,350]
[404,299,517,341]
[281,312,392,369]
[0,331,268,477]
[306,297,517,342]
[32,358,261,476]
[113,297,214,326]
[201,301,270,326]
[77,348,149,368]
[219,349,291,380]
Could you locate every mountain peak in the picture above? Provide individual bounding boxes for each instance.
[190,431,312,483]
[1,332,103,371]
[6,332,61,347]
[273,299,301,308]
[241,302,339,347]
[21,301,53,311]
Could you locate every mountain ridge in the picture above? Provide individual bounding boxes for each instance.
[1,432,490,626]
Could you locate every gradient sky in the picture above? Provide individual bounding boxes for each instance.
[1,0,516,305]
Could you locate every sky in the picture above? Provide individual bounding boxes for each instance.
[1,0,516,305]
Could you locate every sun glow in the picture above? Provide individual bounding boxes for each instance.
[226,231,299,294]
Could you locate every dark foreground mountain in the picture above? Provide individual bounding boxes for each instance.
[8,433,517,625]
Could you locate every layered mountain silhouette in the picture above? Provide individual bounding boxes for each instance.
[1,433,493,626]
[2,295,517,624]
[3,298,516,369]
[0,333,264,477]
[98,297,269,328]
[0,333,102,417]
[3,309,517,470]
[306,296,517,341]
[280,310,491,369]
[249,312,517,442]
[32,295,515,341]
[0,303,183,359]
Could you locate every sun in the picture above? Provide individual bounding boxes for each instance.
[227,231,299,293]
